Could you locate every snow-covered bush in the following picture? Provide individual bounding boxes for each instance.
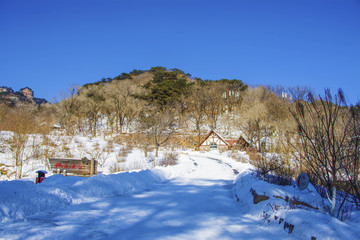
[159,151,179,166]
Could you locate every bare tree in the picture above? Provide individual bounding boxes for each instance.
[288,86,313,101]
[105,80,141,134]
[290,89,352,216]
[266,85,287,99]
[57,87,81,135]
[2,107,34,179]
[135,130,153,158]
[185,85,207,148]
[342,104,360,207]
[238,87,278,152]
[79,86,106,136]
[202,83,224,130]
[137,106,176,157]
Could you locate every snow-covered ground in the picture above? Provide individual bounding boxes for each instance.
[1,151,360,239]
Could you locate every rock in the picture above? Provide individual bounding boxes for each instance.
[250,188,270,204]
[0,86,48,106]
[20,87,34,99]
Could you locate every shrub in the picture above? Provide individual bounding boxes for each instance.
[252,153,294,186]
[160,151,179,166]
[108,161,123,173]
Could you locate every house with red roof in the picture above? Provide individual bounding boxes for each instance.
[198,130,250,151]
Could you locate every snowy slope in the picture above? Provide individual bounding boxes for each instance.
[0,151,359,240]
[234,169,360,239]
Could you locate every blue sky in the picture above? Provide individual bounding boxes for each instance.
[1,0,359,104]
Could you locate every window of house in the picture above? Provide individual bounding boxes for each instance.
[209,143,218,149]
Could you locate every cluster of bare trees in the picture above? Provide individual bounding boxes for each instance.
[54,80,143,137]
[238,87,293,153]
[0,72,305,180]
[291,89,360,216]
[0,104,53,179]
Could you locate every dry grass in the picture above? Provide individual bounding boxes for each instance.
[160,151,179,166]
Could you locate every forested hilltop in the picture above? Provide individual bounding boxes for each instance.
[1,66,360,218]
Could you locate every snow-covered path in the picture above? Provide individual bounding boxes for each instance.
[0,155,289,240]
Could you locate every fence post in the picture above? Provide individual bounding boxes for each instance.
[90,159,94,177]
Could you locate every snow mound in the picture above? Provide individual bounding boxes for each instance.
[0,169,165,223]
[234,170,360,239]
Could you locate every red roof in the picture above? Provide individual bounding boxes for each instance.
[225,140,237,147]
[198,130,230,147]
[199,130,250,148]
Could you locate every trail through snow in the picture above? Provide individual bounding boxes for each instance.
[2,153,353,240]
[0,154,279,240]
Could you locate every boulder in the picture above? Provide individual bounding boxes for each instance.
[250,188,269,204]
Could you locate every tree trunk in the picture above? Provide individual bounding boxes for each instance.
[155,144,159,158]
[144,145,148,158]
[327,186,337,217]
[118,116,123,134]
[93,115,97,137]
[196,124,201,150]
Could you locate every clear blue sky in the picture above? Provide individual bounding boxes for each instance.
[1,0,359,104]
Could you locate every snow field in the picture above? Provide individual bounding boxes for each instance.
[0,150,360,239]
[0,169,164,223]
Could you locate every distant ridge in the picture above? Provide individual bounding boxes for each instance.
[0,86,48,106]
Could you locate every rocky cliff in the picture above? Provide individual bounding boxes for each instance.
[0,86,48,106]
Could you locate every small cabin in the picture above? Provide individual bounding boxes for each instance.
[233,135,250,150]
[198,130,250,151]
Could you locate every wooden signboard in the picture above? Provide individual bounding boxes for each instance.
[49,157,98,177]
